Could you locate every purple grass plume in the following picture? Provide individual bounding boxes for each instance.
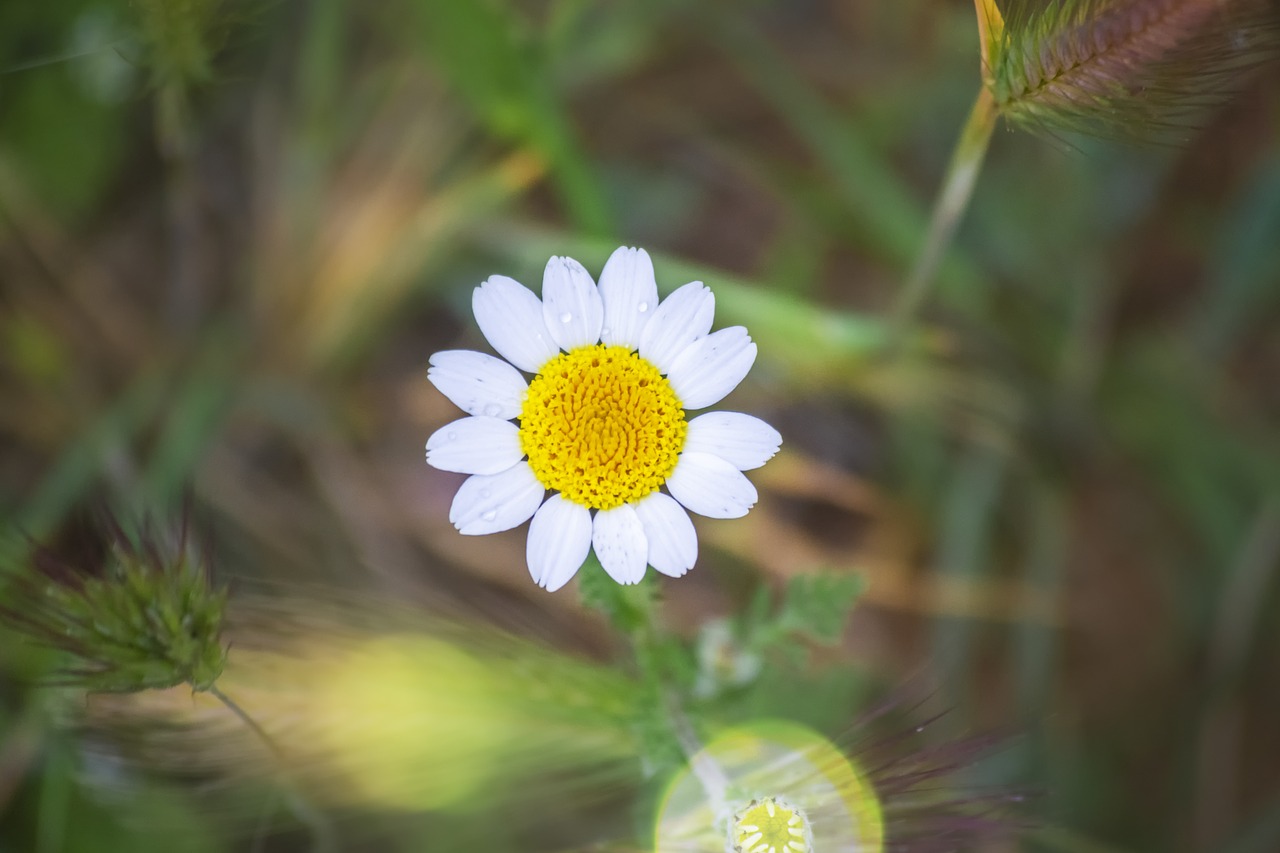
[981,0,1280,138]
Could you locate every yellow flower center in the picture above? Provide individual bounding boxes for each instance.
[732,797,810,853]
[519,344,687,511]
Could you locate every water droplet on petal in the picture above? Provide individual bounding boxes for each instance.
[637,302,649,313]
[559,312,573,324]
[447,431,457,440]
[480,489,492,499]
[600,327,611,337]
[482,403,502,417]
[481,510,498,522]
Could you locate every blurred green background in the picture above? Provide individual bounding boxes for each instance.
[2,0,1279,851]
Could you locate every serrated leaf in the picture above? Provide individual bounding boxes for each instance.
[775,572,865,645]
[576,555,657,635]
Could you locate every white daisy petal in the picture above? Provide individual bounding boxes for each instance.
[542,256,604,351]
[684,412,782,471]
[526,495,592,592]
[428,247,779,592]
[598,246,659,350]
[633,492,697,578]
[473,275,559,373]
[592,504,649,585]
[638,281,715,373]
[425,416,523,475]
[666,451,759,519]
[665,327,757,410]
[428,350,528,420]
[448,462,545,535]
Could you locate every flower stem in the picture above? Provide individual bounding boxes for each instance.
[207,684,337,853]
[588,572,699,773]
[894,86,998,326]
[663,687,728,813]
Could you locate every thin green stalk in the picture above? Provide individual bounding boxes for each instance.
[585,570,697,773]
[661,685,731,828]
[207,684,282,760]
[207,684,336,853]
[894,87,998,325]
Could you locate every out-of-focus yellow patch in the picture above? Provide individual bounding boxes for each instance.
[98,618,641,818]
[310,634,511,810]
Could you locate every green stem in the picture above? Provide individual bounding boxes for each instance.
[894,86,998,325]
[207,684,337,853]
[593,574,698,769]
[662,686,729,815]
[207,684,280,759]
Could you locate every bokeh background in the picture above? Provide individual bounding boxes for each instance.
[2,1,1280,851]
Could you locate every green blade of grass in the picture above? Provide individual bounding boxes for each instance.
[930,441,1007,697]
[13,368,170,537]
[706,10,982,292]
[1194,151,1280,366]
[413,0,612,236]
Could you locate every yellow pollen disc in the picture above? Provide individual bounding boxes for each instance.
[732,798,810,853]
[520,344,687,511]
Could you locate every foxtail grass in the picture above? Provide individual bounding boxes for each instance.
[986,0,1280,137]
[0,510,228,694]
[898,0,1280,320]
[130,0,243,154]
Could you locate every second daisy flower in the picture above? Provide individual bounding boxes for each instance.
[426,247,780,592]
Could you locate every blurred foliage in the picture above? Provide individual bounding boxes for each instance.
[2,0,1279,851]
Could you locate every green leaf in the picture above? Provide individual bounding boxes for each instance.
[774,572,865,645]
[576,554,654,634]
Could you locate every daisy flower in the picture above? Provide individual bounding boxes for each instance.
[425,246,780,592]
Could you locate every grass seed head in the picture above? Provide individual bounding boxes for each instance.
[981,0,1280,138]
[1,510,229,693]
